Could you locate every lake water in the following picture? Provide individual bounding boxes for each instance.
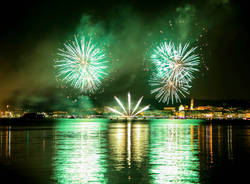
[0,119,250,184]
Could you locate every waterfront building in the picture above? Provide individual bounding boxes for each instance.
[179,105,184,112]
[164,107,176,112]
[190,99,194,110]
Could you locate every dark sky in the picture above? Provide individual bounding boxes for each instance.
[0,0,249,110]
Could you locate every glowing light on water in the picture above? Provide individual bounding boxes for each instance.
[51,121,108,183]
[149,121,200,183]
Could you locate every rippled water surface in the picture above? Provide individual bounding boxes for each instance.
[1,119,250,183]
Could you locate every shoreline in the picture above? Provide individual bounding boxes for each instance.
[0,117,249,126]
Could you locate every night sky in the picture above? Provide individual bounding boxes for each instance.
[0,0,249,110]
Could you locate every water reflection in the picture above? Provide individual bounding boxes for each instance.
[107,121,150,182]
[0,126,12,158]
[206,124,213,164]
[108,123,127,171]
[149,120,200,183]
[51,120,108,183]
[108,122,149,168]
[132,123,149,165]
[227,125,233,160]
[1,120,250,183]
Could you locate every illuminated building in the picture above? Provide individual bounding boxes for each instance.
[197,106,213,111]
[52,111,69,118]
[164,107,176,112]
[179,105,184,112]
[178,111,185,118]
[214,112,223,118]
[177,105,185,118]
[190,99,194,110]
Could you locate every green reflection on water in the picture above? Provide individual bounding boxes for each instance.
[51,119,202,183]
[51,119,108,184]
[149,119,201,184]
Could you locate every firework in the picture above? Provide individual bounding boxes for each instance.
[149,41,199,104]
[55,36,108,94]
[107,92,150,118]
[150,73,191,103]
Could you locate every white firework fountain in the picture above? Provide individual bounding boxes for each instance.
[107,92,150,119]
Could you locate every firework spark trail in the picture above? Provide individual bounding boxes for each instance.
[56,36,109,94]
[131,96,144,116]
[107,107,125,116]
[128,92,131,115]
[133,105,150,116]
[114,96,128,115]
[108,92,150,117]
[149,41,199,104]
[151,77,191,103]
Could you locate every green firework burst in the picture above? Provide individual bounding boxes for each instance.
[55,36,109,94]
